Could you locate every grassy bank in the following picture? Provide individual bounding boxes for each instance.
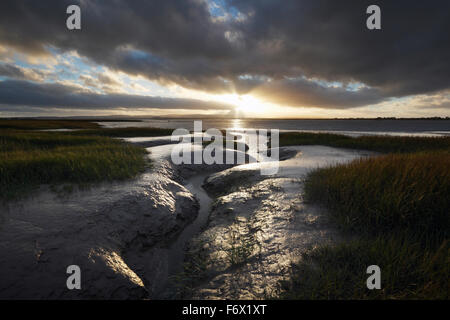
[0,120,178,201]
[0,119,101,130]
[281,236,448,299]
[0,119,174,137]
[304,152,450,240]
[280,150,449,299]
[279,132,450,153]
[0,128,149,201]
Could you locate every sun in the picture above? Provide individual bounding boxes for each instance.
[215,94,268,115]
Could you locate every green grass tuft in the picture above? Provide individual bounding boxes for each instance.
[0,120,176,201]
[280,237,449,299]
[304,152,450,242]
[0,129,149,201]
[279,138,449,299]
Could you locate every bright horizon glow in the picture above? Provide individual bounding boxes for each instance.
[213,94,270,116]
[0,47,449,119]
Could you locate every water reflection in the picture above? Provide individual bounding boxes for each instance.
[230,118,244,130]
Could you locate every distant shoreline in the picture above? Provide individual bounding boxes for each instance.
[0,116,449,121]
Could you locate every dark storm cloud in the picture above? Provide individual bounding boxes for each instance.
[0,63,45,81]
[228,0,450,97]
[252,78,385,109]
[0,0,449,108]
[0,80,233,110]
[0,63,27,79]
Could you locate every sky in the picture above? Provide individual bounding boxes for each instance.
[0,0,449,118]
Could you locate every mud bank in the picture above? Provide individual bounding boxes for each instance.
[0,152,199,299]
[0,138,254,299]
[181,146,374,299]
[0,139,373,299]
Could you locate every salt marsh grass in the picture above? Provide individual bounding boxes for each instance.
[279,133,449,299]
[279,132,450,153]
[0,126,149,201]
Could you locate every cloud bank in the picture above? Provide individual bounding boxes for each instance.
[0,79,234,111]
[0,0,449,112]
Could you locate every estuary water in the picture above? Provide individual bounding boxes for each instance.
[98,118,450,137]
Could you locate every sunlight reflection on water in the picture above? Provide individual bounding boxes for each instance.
[230,118,243,130]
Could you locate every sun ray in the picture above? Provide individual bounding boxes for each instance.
[214,94,269,116]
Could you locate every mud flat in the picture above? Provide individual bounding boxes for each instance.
[0,137,374,299]
[0,150,199,299]
[0,138,246,299]
[179,146,374,299]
